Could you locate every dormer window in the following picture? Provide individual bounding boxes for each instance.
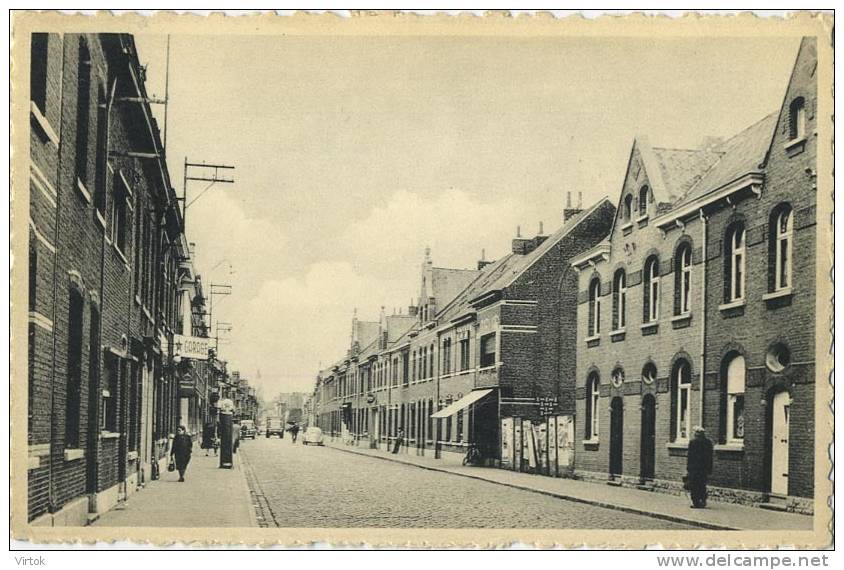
[638,186,649,218]
[789,97,806,140]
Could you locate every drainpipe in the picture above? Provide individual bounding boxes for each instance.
[699,209,708,429]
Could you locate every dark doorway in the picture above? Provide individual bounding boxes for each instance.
[609,397,624,477]
[640,394,656,481]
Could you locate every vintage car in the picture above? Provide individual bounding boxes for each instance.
[239,419,257,439]
[302,426,324,446]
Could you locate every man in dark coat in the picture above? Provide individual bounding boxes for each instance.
[686,426,714,508]
[392,428,404,454]
[171,425,193,482]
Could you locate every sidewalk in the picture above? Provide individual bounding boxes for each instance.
[93,451,257,527]
[324,439,813,531]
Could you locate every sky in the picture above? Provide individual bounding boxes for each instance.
[132,34,800,397]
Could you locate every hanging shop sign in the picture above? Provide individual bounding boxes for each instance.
[173,334,210,360]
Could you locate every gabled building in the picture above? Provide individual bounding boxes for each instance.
[312,197,615,466]
[571,38,817,512]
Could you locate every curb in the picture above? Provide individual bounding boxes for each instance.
[326,443,738,531]
[234,451,261,528]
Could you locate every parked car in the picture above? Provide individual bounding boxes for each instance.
[302,426,324,446]
[240,420,256,439]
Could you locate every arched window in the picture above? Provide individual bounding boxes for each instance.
[671,359,692,442]
[789,97,806,140]
[643,256,660,323]
[674,243,692,315]
[612,269,626,331]
[638,186,649,218]
[585,372,600,440]
[642,362,657,385]
[588,277,601,336]
[725,224,746,302]
[770,205,793,292]
[623,194,633,221]
[724,354,746,444]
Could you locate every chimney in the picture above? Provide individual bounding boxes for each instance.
[512,225,534,255]
[532,221,549,249]
[563,191,583,222]
[477,248,493,270]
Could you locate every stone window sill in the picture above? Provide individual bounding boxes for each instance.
[621,222,633,236]
[719,298,746,312]
[762,287,793,302]
[666,441,688,450]
[585,334,601,344]
[31,101,60,148]
[715,443,744,453]
[583,439,600,450]
[671,313,693,329]
[76,178,92,204]
[64,448,85,461]
[113,242,129,267]
[636,214,649,228]
[784,136,807,156]
[640,322,659,334]
[100,431,121,440]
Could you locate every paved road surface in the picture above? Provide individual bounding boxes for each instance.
[240,437,694,529]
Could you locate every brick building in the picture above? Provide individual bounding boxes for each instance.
[27,33,187,525]
[571,38,817,512]
[312,198,614,464]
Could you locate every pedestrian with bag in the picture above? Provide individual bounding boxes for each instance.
[170,425,193,482]
[685,426,714,508]
[392,427,404,454]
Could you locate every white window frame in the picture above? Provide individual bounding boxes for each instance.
[726,355,746,444]
[729,227,746,301]
[775,209,793,291]
[679,246,692,314]
[589,279,601,336]
[613,270,626,330]
[587,375,600,440]
[638,186,649,217]
[675,362,691,442]
[646,259,660,322]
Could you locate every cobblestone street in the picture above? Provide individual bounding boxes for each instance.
[239,437,694,529]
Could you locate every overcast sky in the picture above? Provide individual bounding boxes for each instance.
[133,34,799,398]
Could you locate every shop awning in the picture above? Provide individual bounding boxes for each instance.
[430,389,494,419]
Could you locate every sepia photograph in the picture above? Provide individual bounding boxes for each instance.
[8,9,834,551]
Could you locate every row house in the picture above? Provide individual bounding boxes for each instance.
[27,32,187,525]
[312,199,615,465]
[174,271,212,436]
[571,38,817,512]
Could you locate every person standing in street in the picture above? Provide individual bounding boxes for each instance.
[202,422,216,456]
[171,425,193,482]
[392,427,404,454]
[686,426,714,508]
[290,423,300,443]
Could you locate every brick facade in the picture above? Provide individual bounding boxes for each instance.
[26,33,187,524]
[572,38,817,509]
[312,200,614,463]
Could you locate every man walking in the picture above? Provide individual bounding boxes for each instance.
[686,426,714,508]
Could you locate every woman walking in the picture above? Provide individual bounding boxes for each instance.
[171,425,193,482]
